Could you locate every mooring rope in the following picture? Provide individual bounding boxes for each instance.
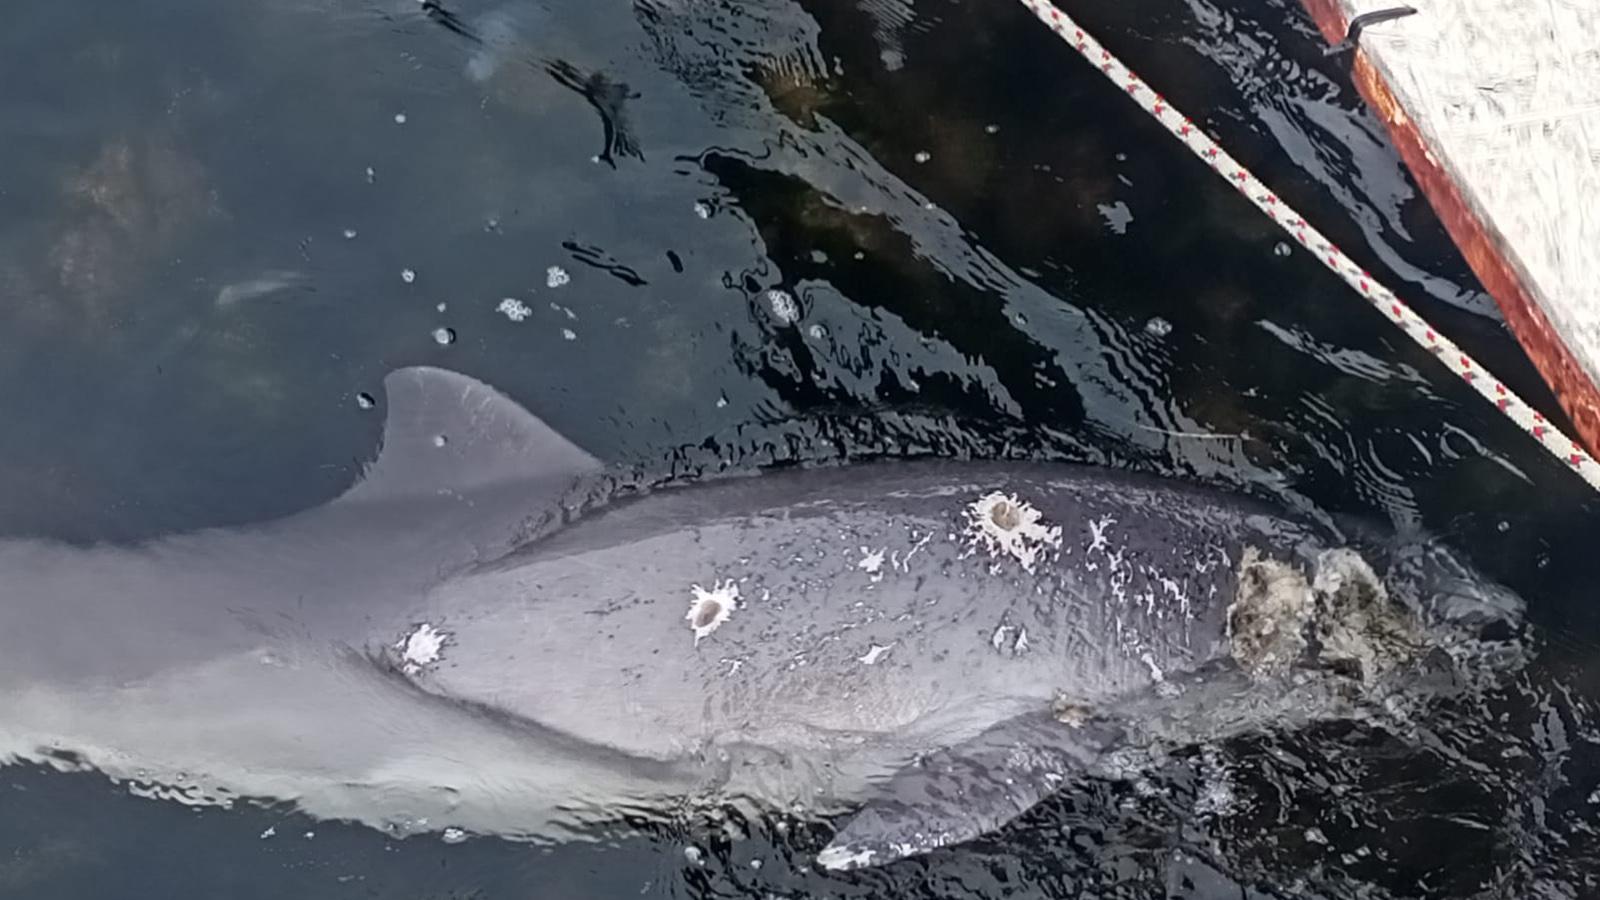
[1016,0,1600,492]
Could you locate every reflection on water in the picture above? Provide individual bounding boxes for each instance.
[1,0,1598,897]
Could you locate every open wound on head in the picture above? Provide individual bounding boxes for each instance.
[1309,548,1419,683]
[686,580,741,645]
[1226,548,1312,678]
[1228,546,1423,683]
[963,491,1063,573]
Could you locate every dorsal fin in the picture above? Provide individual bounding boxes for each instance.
[339,367,601,506]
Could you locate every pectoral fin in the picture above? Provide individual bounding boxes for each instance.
[816,711,1123,870]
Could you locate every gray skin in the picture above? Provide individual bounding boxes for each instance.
[0,367,1523,869]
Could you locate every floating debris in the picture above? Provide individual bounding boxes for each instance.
[913,150,931,164]
[693,202,711,219]
[401,268,416,284]
[985,123,1000,134]
[436,301,447,312]
[686,581,741,645]
[546,265,570,288]
[963,491,1063,573]
[355,392,376,410]
[394,112,408,125]
[432,327,456,346]
[432,434,448,448]
[1098,200,1134,235]
[561,328,577,341]
[365,166,376,183]
[260,826,277,839]
[496,298,532,322]
[442,827,467,844]
[342,228,358,240]
[683,845,704,866]
[1274,241,1292,257]
[1145,316,1173,338]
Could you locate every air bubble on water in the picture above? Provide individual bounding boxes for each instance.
[441,827,466,844]
[716,394,728,409]
[394,112,407,125]
[401,268,416,284]
[1497,520,1510,533]
[356,392,376,410]
[767,289,799,324]
[546,266,570,288]
[365,166,376,184]
[342,228,358,240]
[683,846,704,866]
[484,216,500,232]
[985,124,1000,134]
[436,302,447,312]
[913,150,931,164]
[1274,241,1292,257]
[497,298,531,322]
[853,251,864,260]
[432,434,448,448]
[432,327,456,346]
[1145,316,1173,337]
[561,328,577,341]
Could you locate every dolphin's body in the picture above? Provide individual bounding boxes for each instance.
[0,368,1522,868]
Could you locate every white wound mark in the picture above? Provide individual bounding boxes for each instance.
[895,531,933,572]
[1139,651,1166,683]
[963,491,1063,573]
[1087,515,1115,554]
[858,546,887,582]
[1013,627,1030,654]
[395,623,450,675]
[858,643,894,665]
[686,580,741,645]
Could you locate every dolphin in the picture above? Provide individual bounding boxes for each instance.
[0,367,1524,869]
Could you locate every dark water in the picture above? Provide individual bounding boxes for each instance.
[2,0,1598,896]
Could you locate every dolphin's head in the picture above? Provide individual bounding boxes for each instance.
[1383,539,1525,642]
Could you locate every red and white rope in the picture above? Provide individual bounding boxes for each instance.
[1017,0,1600,492]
